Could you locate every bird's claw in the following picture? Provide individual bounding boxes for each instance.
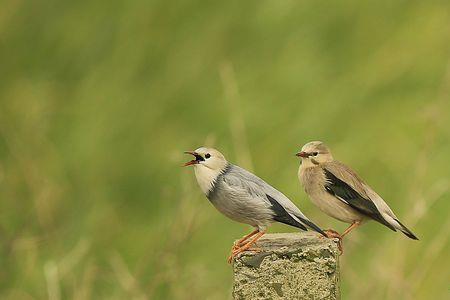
[232,241,241,249]
[227,230,266,264]
[228,244,243,263]
[228,244,262,264]
[324,229,344,255]
[227,254,234,264]
[324,229,341,238]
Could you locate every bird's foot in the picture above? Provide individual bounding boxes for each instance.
[324,229,344,255]
[227,231,266,264]
[324,228,341,238]
[228,243,244,263]
[230,242,244,254]
[227,246,246,264]
[228,243,261,263]
[230,236,261,255]
[227,246,260,264]
[232,240,243,249]
[227,253,234,264]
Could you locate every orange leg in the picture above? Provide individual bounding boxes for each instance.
[333,221,361,255]
[342,221,361,237]
[228,229,259,263]
[232,228,259,249]
[227,230,266,264]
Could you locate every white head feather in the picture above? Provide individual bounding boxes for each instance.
[186,147,228,194]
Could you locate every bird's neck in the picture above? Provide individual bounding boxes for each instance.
[194,164,227,195]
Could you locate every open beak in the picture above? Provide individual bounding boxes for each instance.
[296,151,309,158]
[183,151,200,166]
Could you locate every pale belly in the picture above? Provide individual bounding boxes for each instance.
[299,166,365,224]
[309,190,365,224]
[209,191,273,230]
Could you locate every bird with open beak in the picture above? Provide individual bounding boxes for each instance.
[184,147,326,263]
[296,141,418,252]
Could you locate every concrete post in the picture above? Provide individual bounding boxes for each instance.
[232,232,340,300]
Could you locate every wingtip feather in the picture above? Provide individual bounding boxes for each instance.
[395,219,419,240]
[297,216,327,237]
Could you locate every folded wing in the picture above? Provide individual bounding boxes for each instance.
[222,165,326,236]
[323,163,396,231]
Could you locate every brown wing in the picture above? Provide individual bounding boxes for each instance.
[323,162,396,231]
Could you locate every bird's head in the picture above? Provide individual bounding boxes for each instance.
[296,141,333,165]
[183,147,227,171]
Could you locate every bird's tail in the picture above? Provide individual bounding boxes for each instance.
[395,219,419,240]
[265,194,327,237]
[296,215,327,238]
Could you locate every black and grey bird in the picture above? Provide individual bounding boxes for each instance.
[296,141,418,251]
[184,146,326,262]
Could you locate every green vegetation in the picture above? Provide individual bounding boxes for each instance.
[1,0,449,299]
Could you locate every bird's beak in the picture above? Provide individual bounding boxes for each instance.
[183,151,200,166]
[296,151,309,158]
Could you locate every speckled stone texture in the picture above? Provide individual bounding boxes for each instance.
[232,232,340,300]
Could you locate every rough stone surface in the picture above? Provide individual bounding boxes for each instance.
[232,232,340,300]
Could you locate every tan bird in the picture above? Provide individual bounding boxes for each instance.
[296,141,418,251]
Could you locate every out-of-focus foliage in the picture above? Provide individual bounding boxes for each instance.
[0,0,449,299]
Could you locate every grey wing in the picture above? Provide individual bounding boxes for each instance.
[225,166,326,235]
[323,162,396,231]
[213,169,275,226]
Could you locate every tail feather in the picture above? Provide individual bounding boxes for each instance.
[266,195,307,231]
[296,215,327,237]
[395,219,419,240]
[266,194,326,236]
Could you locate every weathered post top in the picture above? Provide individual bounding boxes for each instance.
[232,232,340,300]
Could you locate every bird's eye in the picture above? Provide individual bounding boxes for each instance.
[205,153,211,159]
[312,152,319,156]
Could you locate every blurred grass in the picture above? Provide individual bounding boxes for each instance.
[0,0,449,299]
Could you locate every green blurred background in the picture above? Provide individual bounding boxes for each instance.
[1,0,449,299]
